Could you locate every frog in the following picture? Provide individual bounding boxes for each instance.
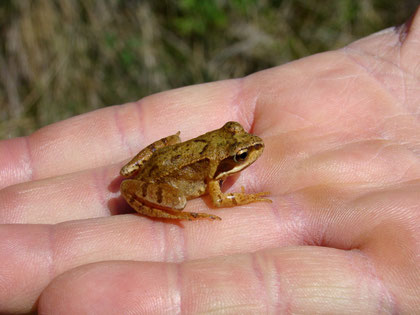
[120,121,271,221]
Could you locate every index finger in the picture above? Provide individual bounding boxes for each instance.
[0,79,262,188]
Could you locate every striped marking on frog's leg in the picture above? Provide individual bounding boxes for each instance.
[124,191,221,221]
[120,131,181,177]
[121,179,186,210]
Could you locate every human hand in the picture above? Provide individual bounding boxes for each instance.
[1,9,420,314]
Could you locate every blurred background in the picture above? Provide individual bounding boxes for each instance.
[0,0,417,138]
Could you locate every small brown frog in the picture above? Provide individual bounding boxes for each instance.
[120,121,271,220]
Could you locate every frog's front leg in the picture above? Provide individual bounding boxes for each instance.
[120,132,181,177]
[121,179,221,221]
[208,179,271,207]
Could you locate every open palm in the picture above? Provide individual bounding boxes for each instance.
[1,11,420,314]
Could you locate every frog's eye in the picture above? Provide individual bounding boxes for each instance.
[234,149,248,162]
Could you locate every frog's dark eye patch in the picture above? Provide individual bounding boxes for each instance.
[214,158,237,178]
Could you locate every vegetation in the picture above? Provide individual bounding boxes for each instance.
[0,0,417,138]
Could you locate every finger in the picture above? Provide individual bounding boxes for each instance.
[0,224,51,314]
[0,162,125,224]
[2,131,419,225]
[0,79,252,189]
[1,209,281,314]
[0,151,270,224]
[2,179,419,313]
[39,247,409,314]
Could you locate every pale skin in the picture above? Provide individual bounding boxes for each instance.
[1,9,420,313]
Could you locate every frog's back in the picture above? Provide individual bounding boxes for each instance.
[137,125,238,181]
[137,137,211,181]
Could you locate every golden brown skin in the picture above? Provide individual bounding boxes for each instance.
[120,121,271,221]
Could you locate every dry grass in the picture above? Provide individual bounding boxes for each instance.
[0,0,417,138]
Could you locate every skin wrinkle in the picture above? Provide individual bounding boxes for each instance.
[206,303,260,313]
[332,90,391,135]
[312,139,389,157]
[279,92,377,139]
[396,35,408,109]
[228,78,252,131]
[363,143,395,164]
[365,144,420,185]
[174,262,183,314]
[92,166,108,213]
[177,225,187,262]
[162,220,169,262]
[317,107,350,131]
[47,224,58,288]
[245,148,268,193]
[349,249,397,313]
[397,162,418,182]
[155,262,182,315]
[271,251,292,314]
[250,251,270,314]
[325,71,357,108]
[342,182,420,231]
[113,105,133,158]
[23,134,34,182]
[249,90,262,133]
[309,200,334,248]
[342,47,418,113]
[383,116,404,142]
[163,223,187,263]
[352,180,420,210]
[294,159,360,189]
[302,139,414,183]
[381,112,420,122]
[179,222,189,262]
[275,192,309,247]
[342,80,362,116]
[148,219,166,264]
[367,144,414,184]
[133,99,147,154]
[321,73,362,80]
[270,124,320,135]
[312,223,329,247]
[277,108,316,127]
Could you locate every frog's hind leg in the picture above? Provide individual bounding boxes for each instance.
[121,179,221,221]
[131,201,221,221]
[121,179,187,210]
[120,131,181,177]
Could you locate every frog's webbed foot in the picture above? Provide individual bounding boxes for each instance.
[208,180,271,207]
[120,131,181,177]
